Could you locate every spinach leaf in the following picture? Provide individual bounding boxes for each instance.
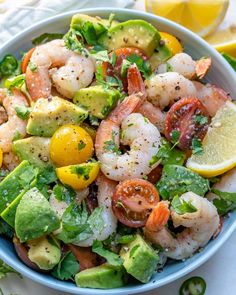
[52,251,79,281]
[212,189,236,215]
[156,165,209,200]
[92,240,123,266]
[32,33,64,45]
[149,138,185,167]
[171,195,197,215]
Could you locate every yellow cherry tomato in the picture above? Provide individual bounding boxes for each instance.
[56,162,100,190]
[50,124,94,167]
[0,147,2,168]
[160,32,183,55]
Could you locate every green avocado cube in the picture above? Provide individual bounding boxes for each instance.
[0,160,36,214]
[15,187,60,242]
[120,234,159,283]
[13,137,52,169]
[73,85,121,119]
[27,96,88,137]
[75,264,126,289]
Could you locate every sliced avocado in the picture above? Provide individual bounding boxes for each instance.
[13,137,52,169]
[98,20,160,57]
[15,187,60,242]
[73,85,120,119]
[28,236,61,270]
[75,264,126,289]
[0,160,36,214]
[27,97,88,137]
[149,45,173,70]
[120,234,159,283]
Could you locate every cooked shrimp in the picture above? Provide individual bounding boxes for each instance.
[144,192,220,260]
[76,174,118,247]
[95,93,161,181]
[25,39,95,100]
[156,53,211,80]
[3,151,20,171]
[145,72,230,116]
[0,89,28,153]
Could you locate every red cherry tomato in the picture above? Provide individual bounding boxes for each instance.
[165,97,210,150]
[112,179,160,228]
[68,244,97,271]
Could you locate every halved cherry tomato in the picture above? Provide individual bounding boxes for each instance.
[21,47,35,73]
[165,97,210,150]
[147,165,163,184]
[112,179,160,228]
[68,244,97,271]
[102,47,147,90]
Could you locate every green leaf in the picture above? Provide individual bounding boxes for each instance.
[171,195,197,215]
[191,138,203,155]
[121,59,132,78]
[28,61,38,72]
[0,55,18,77]
[193,114,208,125]
[126,54,151,79]
[212,189,236,215]
[77,140,86,151]
[15,105,31,120]
[166,62,173,72]
[90,50,110,62]
[63,29,88,56]
[116,234,136,244]
[52,251,80,281]
[53,184,76,204]
[171,130,180,144]
[222,53,236,71]
[81,21,98,46]
[32,33,64,45]
[0,259,20,279]
[92,240,123,266]
[156,165,209,200]
[149,138,185,167]
[104,131,121,155]
[4,74,25,90]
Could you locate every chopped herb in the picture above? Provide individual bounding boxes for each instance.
[126,54,151,78]
[77,140,86,151]
[81,21,98,46]
[70,165,92,180]
[212,189,236,215]
[106,75,123,89]
[15,105,31,120]
[0,55,18,77]
[166,62,173,72]
[104,131,121,155]
[4,74,25,90]
[222,53,236,71]
[171,130,180,144]
[90,50,110,62]
[110,52,117,67]
[0,259,20,279]
[92,240,123,266]
[28,61,37,72]
[116,234,135,244]
[193,114,208,125]
[95,63,105,85]
[192,138,203,155]
[52,251,80,281]
[128,123,134,127]
[171,195,197,215]
[121,59,131,77]
[63,29,88,56]
[89,114,100,126]
[32,33,64,45]
[53,183,76,204]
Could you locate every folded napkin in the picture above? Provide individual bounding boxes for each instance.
[0,0,134,44]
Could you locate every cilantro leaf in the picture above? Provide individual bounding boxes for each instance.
[222,53,236,71]
[15,105,31,120]
[92,240,123,266]
[4,74,25,90]
[63,29,88,56]
[171,130,180,144]
[116,234,135,244]
[193,115,208,125]
[121,59,131,78]
[126,54,151,78]
[104,131,121,155]
[32,33,64,45]
[0,259,20,279]
[52,251,79,281]
[53,184,76,204]
[212,189,236,215]
[81,21,97,46]
[28,61,37,72]
[77,140,86,151]
[149,138,185,167]
[171,195,197,215]
[192,138,203,155]
[90,50,110,62]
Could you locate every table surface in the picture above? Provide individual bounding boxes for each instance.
[1,0,236,294]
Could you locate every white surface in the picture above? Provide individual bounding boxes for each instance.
[0,0,236,294]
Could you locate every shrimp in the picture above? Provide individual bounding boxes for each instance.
[144,192,220,260]
[0,89,28,153]
[95,93,161,181]
[25,39,95,100]
[145,72,230,116]
[156,53,211,80]
[3,151,20,171]
[76,174,118,247]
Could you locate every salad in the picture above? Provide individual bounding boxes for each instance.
[0,13,236,290]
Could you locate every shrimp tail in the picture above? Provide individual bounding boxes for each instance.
[127,64,147,98]
[195,57,211,79]
[145,201,170,232]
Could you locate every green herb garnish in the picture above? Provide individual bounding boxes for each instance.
[15,105,31,120]
[104,131,121,155]
[192,138,203,155]
[171,195,197,215]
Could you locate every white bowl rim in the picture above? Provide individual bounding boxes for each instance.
[0,7,236,295]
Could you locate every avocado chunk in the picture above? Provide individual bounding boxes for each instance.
[98,20,160,57]
[149,45,173,70]
[15,187,60,242]
[28,236,61,270]
[27,97,88,137]
[75,264,126,289]
[120,234,159,283]
[13,137,52,169]
[73,85,120,119]
[0,160,36,214]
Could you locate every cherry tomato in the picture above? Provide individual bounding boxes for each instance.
[165,97,210,150]
[102,47,147,90]
[50,124,94,167]
[68,244,97,271]
[159,32,183,55]
[112,179,160,228]
[56,162,100,190]
[147,165,163,184]
[21,48,35,73]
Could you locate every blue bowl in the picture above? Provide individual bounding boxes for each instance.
[0,8,236,295]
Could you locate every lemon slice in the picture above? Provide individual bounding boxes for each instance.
[187,101,236,177]
[145,0,229,37]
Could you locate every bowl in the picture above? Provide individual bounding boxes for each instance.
[0,7,236,295]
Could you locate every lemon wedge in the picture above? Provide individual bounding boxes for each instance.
[145,0,229,37]
[187,101,236,177]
